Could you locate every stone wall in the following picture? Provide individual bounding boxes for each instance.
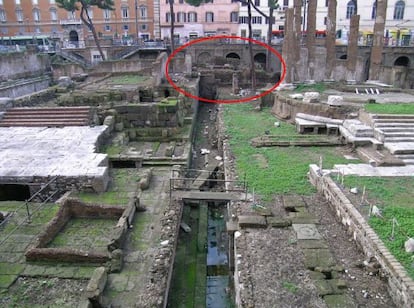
[0,50,51,82]
[114,98,187,129]
[0,76,52,99]
[271,93,359,122]
[25,198,135,265]
[12,88,57,107]
[309,165,414,308]
[92,59,154,75]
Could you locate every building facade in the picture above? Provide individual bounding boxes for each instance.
[159,0,239,41]
[0,0,157,46]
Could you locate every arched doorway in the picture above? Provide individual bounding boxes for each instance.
[225,52,241,68]
[393,56,410,88]
[254,52,266,69]
[197,52,212,66]
[394,56,409,67]
[69,30,79,47]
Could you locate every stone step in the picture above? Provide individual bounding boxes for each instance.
[383,137,414,143]
[0,118,88,123]
[0,120,88,127]
[374,118,414,124]
[9,107,91,112]
[371,114,414,120]
[3,113,89,119]
[374,123,414,128]
[384,142,414,155]
[400,159,414,165]
[377,127,414,133]
[395,154,414,160]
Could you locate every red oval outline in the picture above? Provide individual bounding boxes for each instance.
[165,35,286,104]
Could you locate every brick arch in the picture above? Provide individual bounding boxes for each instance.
[197,52,212,65]
[394,56,410,67]
[225,52,241,60]
[254,52,266,69]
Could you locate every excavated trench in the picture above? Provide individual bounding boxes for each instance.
[167,101,234,307]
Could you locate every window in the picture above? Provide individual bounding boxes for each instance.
[141,24,147,31]
[179,0,184,3]
[103,9,111,20]
[50,0,55,3]
[324,16,327,25]
[123,24,128,30]
[239,16,248,24]
[205,12,214,23]
[188,12,197,22]
[35,26,41,33]
[166,12,173,22]
[1,27,8,34]
[104,24,111,31]
[394,1,405,20]
[371,1,376,19]
[121,6,129,19]
[33,0,38,4]
[230,11,238,23]
[15,8,23,22]
[252,16,262,24]
[283,0,289,8]
[325,0,328,7]
[16,0,21,4]
[346,1,356,19]
[139,6,147,19]
[0,0,3,5]
[50,8,57,21]
[254,0,260,5]
[177,12,186,22]
[87,6,93,18]
[33,8,41,22]
[0,9,6,23]
[166,0,173,3]
[68,10,76,19]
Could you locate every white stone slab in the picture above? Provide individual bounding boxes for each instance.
[292,224,322,240]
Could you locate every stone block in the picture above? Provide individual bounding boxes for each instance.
[303,92,320,103]
[85,267,107,303]
[267,217,291,228]
[238,215,267,228]
[327,95,344,106]
[110,249,123,273]
[292,224,322,240]
[303,249,336,270]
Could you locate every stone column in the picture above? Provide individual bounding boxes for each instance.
[232,73,239,95]
[306,0,317,81]
[293,0,302,81]
[282,8,295,83]
[325,0,337,80]
[347,14,360,81]
[369,0,388,81]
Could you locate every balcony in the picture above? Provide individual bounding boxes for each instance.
[60,19,82,25]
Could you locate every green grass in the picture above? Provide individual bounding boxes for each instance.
[282,281,299,293]
[364,103,414,114]
[341,176,414,279]
[108,75,148,85]
[294,82,326,93]
[224,104,355,201]
[342,176,414,208]
[370,206,414,279]
[75,169,140,206]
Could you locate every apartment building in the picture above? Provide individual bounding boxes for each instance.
[159,0,239,41]
[0,0,158,46]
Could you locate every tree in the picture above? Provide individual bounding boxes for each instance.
[168,0,175,53]
[247,0,280,72]
[56,0,114,61]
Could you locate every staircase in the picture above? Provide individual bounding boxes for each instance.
[56,50,91,68]
[370,114,414,165]
[0,107,93,127]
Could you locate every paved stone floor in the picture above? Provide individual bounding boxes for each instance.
[0,126,108,178]
[103,168,171,307]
